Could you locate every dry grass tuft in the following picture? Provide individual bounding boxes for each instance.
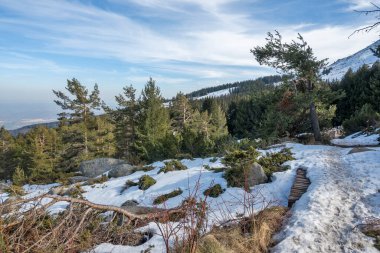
[197,206,288,253]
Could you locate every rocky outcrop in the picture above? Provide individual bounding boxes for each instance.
[79,158,126,178]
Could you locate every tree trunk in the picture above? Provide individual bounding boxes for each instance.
[309,102,321,142]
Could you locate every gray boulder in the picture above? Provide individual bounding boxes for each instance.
[247,162,268,186]
[79,158,126,178]
[108,163,136,178]
[68,176,89,184]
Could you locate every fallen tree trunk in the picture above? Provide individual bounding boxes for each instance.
[2,194,186,224]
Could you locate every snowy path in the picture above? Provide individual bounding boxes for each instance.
[273,145,380,253]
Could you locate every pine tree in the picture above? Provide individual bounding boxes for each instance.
[26,126,61,183]
[135,78,171,161]
[209,102,228,140]
[92,115,116,158]
[252,32,328,141]
[171,92,193,133]
[106,85,138,161]
[12,166,26,186]
[53,78,101,171]
[0,127,16,179]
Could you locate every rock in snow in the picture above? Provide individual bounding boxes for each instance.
[108,163,137,178]
[79,158,126,178]
[248,162,268,186]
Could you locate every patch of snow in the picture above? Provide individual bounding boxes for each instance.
[331,131,380,146]
[272,143,380,252]
[324,39,380,81]
[192,88,234,100]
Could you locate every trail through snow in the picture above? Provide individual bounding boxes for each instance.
[273,145,380,252]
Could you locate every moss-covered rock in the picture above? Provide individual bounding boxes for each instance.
[153,188,183,205]
[138,175,156,190]
[158,160,187,174]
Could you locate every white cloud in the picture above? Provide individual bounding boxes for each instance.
[0,0,378,90]
[343,0,378,10]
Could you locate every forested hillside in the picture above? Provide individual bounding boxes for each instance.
[1,42,379,185]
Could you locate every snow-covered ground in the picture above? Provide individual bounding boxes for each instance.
[324,39,380,81]
[331,131,380,146]
[192,87,234,100]
[273,144,380,253]
[2,141,379,252]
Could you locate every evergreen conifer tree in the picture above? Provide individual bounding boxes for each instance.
[53,78,101,171]
[251,32,328,141]
[135,78,171,161]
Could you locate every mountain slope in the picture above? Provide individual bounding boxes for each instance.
[186,75,282,99]
[324,39,380,80]
[8,121,59,136]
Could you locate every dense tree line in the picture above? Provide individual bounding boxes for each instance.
[186,75,282,98]
[334,62,380,133]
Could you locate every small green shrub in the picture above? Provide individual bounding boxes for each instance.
[120,180,139,193]
[142,166,155,172]
[223,147,260,189]
[153,188,183,205]
[158,160,187,174]
[203,165,226,173]
[222,147,260,168]
[138,175,156,190]
[203,165,211,170]
[12,167,27,186]
[258,148,294,177]
[4,185,25,196]
[203,184,225,198]
[131,165,155,174]
[126,180,139,187]
[87,175,108,185]
[210,157,218,163]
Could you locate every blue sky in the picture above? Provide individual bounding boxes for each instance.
[0,0,379,129]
